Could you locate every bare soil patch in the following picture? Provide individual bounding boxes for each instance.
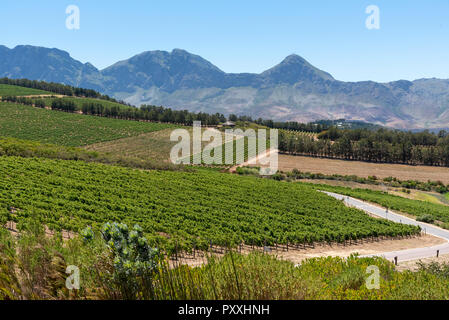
[172,234,445,268]
[278,155,449,184]
[19,94,65,98]
[4,221,76,240]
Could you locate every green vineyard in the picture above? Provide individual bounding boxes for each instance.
[0,102,176,146]
[182,134,271,166]
[27,96,133,112]
[308,183,449,226]
[0,84,51,96]
[280,129,317,138]
[0,156,419,251]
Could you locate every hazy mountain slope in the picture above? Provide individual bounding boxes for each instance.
[0,45,105,92]
[1,45,448,129]
[102,49,227,93]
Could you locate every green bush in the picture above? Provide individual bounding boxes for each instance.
[435,185,448,194]
[83,222,160,299]
[417,261,449,279]
[416,215,434,223]
[34,99,46,108]
[272,173,285,181]
[236,166,260,176]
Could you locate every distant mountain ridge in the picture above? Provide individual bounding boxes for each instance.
[1,44,448,129]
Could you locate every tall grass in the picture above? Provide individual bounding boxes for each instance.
[2,221,449,300]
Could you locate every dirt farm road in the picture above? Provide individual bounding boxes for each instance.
[323,191,449,263]
[229,148,279,173]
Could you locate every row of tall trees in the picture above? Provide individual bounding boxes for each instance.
[227,114,328,133]
[280,128,449,167]
[318,127,444,146]
[2,95,226,126]
[51,99,76,112]
[81,103,227,126]
[2,78,330,132]
[5,83,449,167]
[1,95,34,106]
[262,120,328,133]
[3,96,76,112]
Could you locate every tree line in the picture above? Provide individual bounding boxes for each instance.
[1,78,331,132]
[1,96,72,110]
[81,104,330,130]
[279,127,449,166]
[227,114,328,133]
[82,103,228,126]
[4,85,449,167]
[266,121,327,133]
[0,77,128,105]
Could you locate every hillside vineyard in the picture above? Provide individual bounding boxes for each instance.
[0,156,420,252]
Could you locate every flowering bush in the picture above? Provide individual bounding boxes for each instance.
[82,222,160,299]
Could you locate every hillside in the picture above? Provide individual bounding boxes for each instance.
[0,83,447,302]
[309,183,449,228]
[1,45,449,129]
[0,83,51,96]
[0,101,175,146]
[0,96,418,248]
[0,156,418,250]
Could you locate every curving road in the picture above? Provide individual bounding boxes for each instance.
[323,191,449,263]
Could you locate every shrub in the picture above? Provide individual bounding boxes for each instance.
[330,266,366,290]
[83,222,160,299]
[34,99,46,108]
[272,173,285,181]
[416,215,434,223]
[236,166,260,176]
[435,185,448,194]
[417,261,449,279]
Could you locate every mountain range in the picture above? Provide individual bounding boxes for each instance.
[1,44,449,129]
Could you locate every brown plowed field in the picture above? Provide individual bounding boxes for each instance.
[278,154,449,184]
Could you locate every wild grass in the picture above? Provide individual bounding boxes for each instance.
[2,222,449,300]
[412,192,443,205]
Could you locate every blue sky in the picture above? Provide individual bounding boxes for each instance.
[1,0,448,82]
